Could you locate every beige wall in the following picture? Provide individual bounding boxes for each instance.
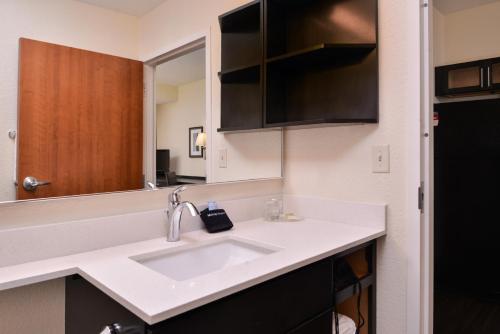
[283,0,421,332]
[157,79,206,177]
[139,0,283,184]
[0,0,140,203]
[434,2,500,66]
[433,8,446,66]
[156,83,178,104]
[0,279,65,334]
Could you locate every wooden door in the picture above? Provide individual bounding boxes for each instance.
[17,38,144,200]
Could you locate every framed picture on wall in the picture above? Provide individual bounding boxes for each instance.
[189,126,203,158]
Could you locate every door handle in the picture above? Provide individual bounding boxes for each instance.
[22,176,51,192]
[100,323,142,334]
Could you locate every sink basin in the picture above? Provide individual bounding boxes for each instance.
[133,238,278,281]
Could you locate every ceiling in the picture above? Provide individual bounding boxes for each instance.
[76,0,168,16]
[434,0,500,14]
[155,48,206,86]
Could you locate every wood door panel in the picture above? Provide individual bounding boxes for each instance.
[18,38,143,200]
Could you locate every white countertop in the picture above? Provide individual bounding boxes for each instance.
[0,218,385,325]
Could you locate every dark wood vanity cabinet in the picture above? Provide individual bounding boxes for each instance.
[218,0,379,132]
[66,241,376,334]
[435,56,500,97]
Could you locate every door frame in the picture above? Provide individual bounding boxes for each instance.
[420,1,434,333]
[143,30,212,186]
[407,1,434,334]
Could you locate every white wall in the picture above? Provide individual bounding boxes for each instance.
[0,0,140,203]
[139,0,283,183]
[282,0,421,333]
[157,79,206,177]
[434,1,500,66]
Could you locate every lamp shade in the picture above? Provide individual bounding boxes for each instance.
[195,132,207,147]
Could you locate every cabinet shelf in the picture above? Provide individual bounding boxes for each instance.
[265,118,377,128]
[266,43,376,67]
[217,125,264,133]
[335,274,374,305]
[218,64,260,83]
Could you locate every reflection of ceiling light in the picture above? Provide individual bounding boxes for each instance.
[195,132,207,147]
[329,6,373,41]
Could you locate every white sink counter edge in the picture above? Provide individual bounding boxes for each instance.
[0,218,385,325]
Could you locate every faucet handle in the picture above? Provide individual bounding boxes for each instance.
[169,185,187,204]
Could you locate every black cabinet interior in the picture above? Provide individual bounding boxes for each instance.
[220,0,261,72]
[434,99,500,333]
[266,48,378,126]
[219,0,263,131]
[218,0,379,132]
[65,241,377,334]
[265,0,376,59]
[220,65,262,131]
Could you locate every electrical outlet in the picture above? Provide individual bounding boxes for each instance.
[218,149,227,168]
[372,145,390,173]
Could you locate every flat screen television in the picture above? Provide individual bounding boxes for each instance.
[156,149,170,173]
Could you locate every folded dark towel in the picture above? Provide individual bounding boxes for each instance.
[200,208,234,233]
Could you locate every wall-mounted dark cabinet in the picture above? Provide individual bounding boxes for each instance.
[218,0,263,132]
[435,56,500,97]
[488,59,500,90]
[218,0,379,132]
[66,241,377,334]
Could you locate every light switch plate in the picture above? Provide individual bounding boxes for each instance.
[218,149,227,168]
[372,145,390,173]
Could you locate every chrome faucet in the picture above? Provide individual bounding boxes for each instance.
[167,186,199,242]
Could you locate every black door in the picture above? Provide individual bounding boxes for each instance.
[434,98,500,334]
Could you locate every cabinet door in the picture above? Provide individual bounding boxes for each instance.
[149,258,333,334]
[66,276,146,334]
[489,59,500,90]
[287,312,332,334]
[435,61,486,96]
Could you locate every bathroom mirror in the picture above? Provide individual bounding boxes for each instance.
[153,47,208,188]
[0,30,282,203]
